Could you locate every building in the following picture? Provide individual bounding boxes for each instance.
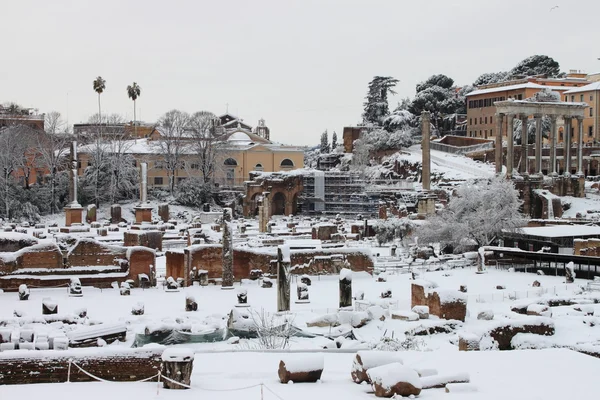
[0,105,44,130]
[73,121,157,141]
[466,72,589,140]
[563,82,600,143]
[76,115,304,189]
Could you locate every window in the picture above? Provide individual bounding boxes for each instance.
[191,163,199,170]
[591,108,594,117]
[469,118,472,125]
[479,117,482,124]
[254,163,264,172]
[484,130,488,138]
[77,161,82,169]
[485,117,488,124]
[154,177,163,185]
[565,96,568,102]
[280,159,294,170]
[581,95,584,102]
[589,126,594,137]
[491,129,493,136]
[490,116,493,124]
[155,161,163,169]
[571,95,575,102]
[224,158,238,166]
[591,95,594,101]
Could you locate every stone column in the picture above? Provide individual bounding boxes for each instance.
[277,246,291,312]
[520,115,529,175]
[339,268,352,308]
[534,114,543,176]
[564,117,572,176]
[140,162,148,203]
[506,114,515,179]
[549,115,558,176]
[221,208,234,290]
[495,113,504,175]
[577,117,584,176]
[421,111,431,191]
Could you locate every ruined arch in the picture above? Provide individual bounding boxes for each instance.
[272,192,286,215]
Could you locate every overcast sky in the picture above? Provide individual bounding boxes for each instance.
[2,0,599,146]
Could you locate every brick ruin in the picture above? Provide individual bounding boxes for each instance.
[0,235,156,290]
[166,245,374,285]
[411,281,467,322]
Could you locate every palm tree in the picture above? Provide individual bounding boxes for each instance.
[127,82,141,137]
[93,76,106,133]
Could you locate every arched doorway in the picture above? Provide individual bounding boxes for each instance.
[272,192,286,215]
[224,158,238,186]
[250,193,260,216]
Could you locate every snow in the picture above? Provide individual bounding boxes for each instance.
[421,372,470,389]
[563,81,600,94]
[467,82,548,97]
[280,354,324,373]
[354,351,403,369]
[367,363,421,390]
[445,383,478,393]
[161,347,195,362]
[519,225,600,238]
[339,268,352,281]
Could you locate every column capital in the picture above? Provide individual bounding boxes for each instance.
[548,114,558,122]
[533,113,543,119]
[563,115,573,121]
[496,112,505,118]
[575,116,584,123]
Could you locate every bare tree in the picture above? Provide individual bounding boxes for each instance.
[188,111,222,184]
[156,110,191,194]
[37,111,71,214]
[0,127,30,218]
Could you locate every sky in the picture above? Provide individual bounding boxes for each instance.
[2,0,600,147]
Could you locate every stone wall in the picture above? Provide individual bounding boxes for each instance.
[123,231,163,251]
[0,348,162,385]
[0,233,38,252]
[67,239,125,267]
[411,282,466,322]
[127,247,157,286]
[168,245,374,284]
[0,243,63,274]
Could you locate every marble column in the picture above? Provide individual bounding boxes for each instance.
[564,117,572,176]
[577,116,584,176]
[520,115,529,175]
[506,114,515,179]
[421,111,431,191]
[534,114,543,176]
[495,113,504,175]
[549,115,558,176]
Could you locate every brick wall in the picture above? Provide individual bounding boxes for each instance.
[68,239,126,267]
[127,247,157,285]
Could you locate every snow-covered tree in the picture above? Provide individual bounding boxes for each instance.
[473,72,509,87]
[383,109,417,132]
[416,74,454,92]
[416,177,525,252]
[188,110,221,184]
[175,177,214,208]
[374,217,415,245]
[510,55,560,78]
[363,76,399,125]
[320,130,330,153]
[331,131,338,150]
[156,109,191,194]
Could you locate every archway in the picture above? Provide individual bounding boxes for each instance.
[280,158,294,171]
[250,193,260,216]
[272,192,286,215]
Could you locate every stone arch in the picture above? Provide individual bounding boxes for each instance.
[280,158,294,171]
[272,192,286,215]
[250,192,260,216]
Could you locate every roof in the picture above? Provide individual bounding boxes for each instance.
[563,82,600,94]
[467,82,548,97]
[518,225,600,238]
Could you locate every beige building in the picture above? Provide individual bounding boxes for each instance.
[466,73,589,140]
[563,82,600,144]
[76,115,304,189]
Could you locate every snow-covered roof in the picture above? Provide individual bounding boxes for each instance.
[467,83,548,97]
[228,131,252,142]
[518,225,600,238]
[563,82,600,94]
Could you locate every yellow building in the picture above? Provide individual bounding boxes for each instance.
[563,82,600,144]
[76,115,304,189]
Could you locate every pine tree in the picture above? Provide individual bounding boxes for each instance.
[363,76,399,125]
[320,130,330,153]
[331,131,337,150]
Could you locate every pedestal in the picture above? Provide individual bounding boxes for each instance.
[134,206,153,224]
[64,206,83,227]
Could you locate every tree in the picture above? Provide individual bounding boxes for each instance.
[510,55,560,78]
[0,126,31,219]
[331,131,338,151]
[156,109,191,194]
[38,112,71,214]
[320,130,330,153]
[473,71,509,87]
[127,82,141,137]
[415,177,525,252]
[93,76,106,135]
[188,111,220,184]
[363,76,399,125]
[415,74,454,93]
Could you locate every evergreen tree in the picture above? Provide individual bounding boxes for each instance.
[331,131,337,150]
[320,130,330,153]
[510,55,560,78]
[363,76,399,125]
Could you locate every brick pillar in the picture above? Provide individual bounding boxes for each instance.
[577,117,584,176]
[421,111,431,191]
[495,113,504,175]
[549,115,558,176]
[506,114,514,179]
[534,114,543,176]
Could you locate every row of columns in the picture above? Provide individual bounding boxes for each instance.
[496,113,584,179]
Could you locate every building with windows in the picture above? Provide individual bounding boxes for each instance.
[563,82,600,144]
[466,72,589,140]
[75,114,304,189]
